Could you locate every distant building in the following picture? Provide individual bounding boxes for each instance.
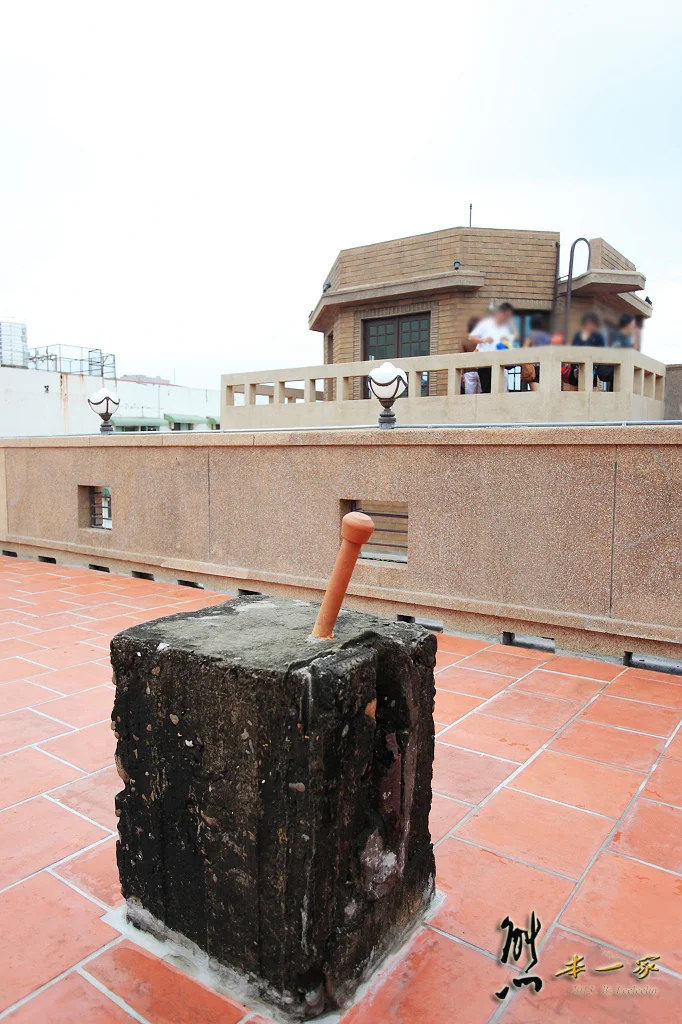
[119,374,172,385]
[0,346,220,437]
[0,321,29,369]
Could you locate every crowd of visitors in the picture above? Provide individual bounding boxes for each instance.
[463,304,641,394]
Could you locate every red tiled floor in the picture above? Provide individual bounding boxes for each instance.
[485,644,550,662]
[433,742,517,803]
[435,665,514,699]
[579,694,681,737]
[2,972,136,1023]
[21,641,108,671]
[53,836,123,907]
[429,794,470,842]
[642,755,682,806]
[542,655,623,681]
[665,729,682,760]
[435,650,463,671]
[560,850,682,973]
[551,720,665,772]
[50,765,120,830]
[433,689,484,725]
[620,665,682,685]
[0,622,42,641]
[39,686,114,728]
[458,649,541,678]
[479,690,580,730]
[497,926,682,1023]
[0,747,84,809]
[0,796,109,889]
[0,678,61,714]
[508,749,645,818]
[432,838,575,956]
[0,638,46,659]
[609,798,682,873]
[606,674,682,710]
[512,668,605,704]
[0,657,50,684]
[0,872,118,1012]
[457,788,614,879]
[28,660,113,695]
[40,720,116,773]
[437,634,491,657]
[437,713,553,763]
[86,941,248,1024]
[343,928,511,1024]
[28,625,99,649]
[0,708,73,755]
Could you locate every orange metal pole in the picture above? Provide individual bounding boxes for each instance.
[311,511,375,639]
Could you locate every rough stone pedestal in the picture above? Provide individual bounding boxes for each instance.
[111,595,436,1019]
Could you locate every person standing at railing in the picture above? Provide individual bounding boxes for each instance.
[610,314,636,348]
[468,303,516,393]
[564,312,607,390]
[521,314,552,391]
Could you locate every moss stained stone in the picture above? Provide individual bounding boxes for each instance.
[111,595,436,1018]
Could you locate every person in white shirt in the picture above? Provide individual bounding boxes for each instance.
[465,303,516,393]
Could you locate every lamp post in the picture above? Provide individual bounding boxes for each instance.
[367,361,407,428]
[88,388,120,433]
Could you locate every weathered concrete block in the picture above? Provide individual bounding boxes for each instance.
[112,595,436,1018]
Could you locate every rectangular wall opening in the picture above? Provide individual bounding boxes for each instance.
[624,651,682,678]
[502,631,556,653]
[350,500,408,563]
[132,571,155,581]
[2,550,17,557]
[88,564,110,572]
[178,579,205,589]
[38,556,57,564]
[79,485,112,530]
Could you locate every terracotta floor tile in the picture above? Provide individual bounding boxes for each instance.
[433,689,484,725]
[0,657,47,684]
[2,972,136,1023]
[28,660,113,695]
[457,788,614,879]
[508,749,645,818]
[0,872,118,1012]
[39,686,115,728]
[87,941,248,1024]
[0,747,84,809]
[435,666,514,699]
[30,625,99,649]
[606,675,682,710]
[579,694,681,737]
[458,649,538,678]
[621,665,682,685]
[542,655,623,681]
[0,796,109,888]
[551,720,665,772]
[20,642,107,671]
[0,622,41,641]
[609,798,682,873]
[513,669,605,704]
[0,679,63,714]
[437,634,491,656]
[480,690,580,730]
[486,644,550,662]
[0,638,45,660]
[435,650,463,671]
[664,730,682,761]
[429,794,470,842]
[40,721,116,773]
[433,838,575,956]
[342,927,511,1024]
[29,611,93,630]
[80,615,138,634]
[433,742,517,803]
[78,603,134,620]
[642,755,682,806]
[438,714,553,763]
[54,836,123,907]
[498,925,682,1023]
[51,766,120,830]
[0,708,74,755]
[560,850,682,973]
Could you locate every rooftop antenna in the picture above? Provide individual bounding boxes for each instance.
[469,203,472,227]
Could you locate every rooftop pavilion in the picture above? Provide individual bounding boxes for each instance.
[1,557,681,1022]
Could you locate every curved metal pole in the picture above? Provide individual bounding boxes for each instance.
[563,238,591,345]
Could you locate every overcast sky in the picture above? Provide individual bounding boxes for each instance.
[1,1,680,389]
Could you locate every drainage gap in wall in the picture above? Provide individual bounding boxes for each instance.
[624,651,682,678]
[178,579,204,589]
[38,556,57,564]
[503,632,556,654]
[238,588,262,597]
[396,615,416,623]
[88,564,111,573]
[2,550,18,557]
[132,571,155,581]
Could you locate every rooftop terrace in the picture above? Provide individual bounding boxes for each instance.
[1,558,681,1022]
